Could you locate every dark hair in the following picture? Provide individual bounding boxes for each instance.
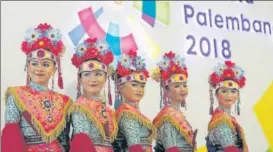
[165,85,169,90]
[111,73,122,81]
[215,88,220,95]
[27,57,57,66]
[111,70,135,82]
[215,87,239,95]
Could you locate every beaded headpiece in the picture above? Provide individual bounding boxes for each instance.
[71,37,114,105]
[208,60,246,115]
[112,50,149,109]
[151,51,188,108]
[21,23,66,89]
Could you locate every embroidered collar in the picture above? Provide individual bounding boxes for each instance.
[126,101,139,109]
[82,94,104,102]
[217,106,232,116]
[29,81,49,91]
[167,103,180,110]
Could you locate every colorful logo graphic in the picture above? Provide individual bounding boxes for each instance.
[68,6,137,57]
[126,15,160,61]
[238,0,254,4]
[133,1,170,27]
[68,2,163,65]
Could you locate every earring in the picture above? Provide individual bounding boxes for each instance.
[25,62,30,86]
[159,82,163,108]
[101,86,107,119]
[209,85,214,115]
[26,74,30,86]
[24,61,28,72]
[136,102,139,109]
[77,78,81,99]
[51,74,55,90]
[181,100,187,110]
[107,75,112,105]
[114,83,121,109]
[121,94,126,103]
[164,92,168,107]
[237,97,241,115]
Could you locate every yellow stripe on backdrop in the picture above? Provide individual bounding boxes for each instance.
[197,146,207,152]
[254,81,273,149]
[266,147,273,152]
[126,15,160,61]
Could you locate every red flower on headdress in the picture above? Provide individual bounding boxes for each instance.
[143,69,150,78]
[209,60,246,88]
[83,48,99,60]
[156,51,188,81]
[84,38,97,46]
[32,37,52,50]
[50,41,64,56]
[165,51,175,59]
[237,77,246,88]
[183,67,188,76]
[223,68,235,79]
[71,37,114,68]
[168,62,181,74]
[161,70,170,80]
[99,51,114,65]
[117,63,131,76]
[225,60,235,68]
[128,50,137,58]
[21,23,64,57]
[210,73,221,86]
[71,55,83,68]
[21,41,32,54]
[36,23,52,32]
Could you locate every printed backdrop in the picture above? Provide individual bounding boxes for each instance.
[1,1,273,151]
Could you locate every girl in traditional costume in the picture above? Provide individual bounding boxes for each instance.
[1,23,72,152]
[205,60,248,152]
[151,51,197,152]
[69,38,117,152]
[111,50,157,152]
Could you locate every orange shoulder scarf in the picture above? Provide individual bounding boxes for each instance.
[115,103,157,142]
[153,106,194,147]
[208,109,248,152]
[69,96,118,142]
[5,86,72,143]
